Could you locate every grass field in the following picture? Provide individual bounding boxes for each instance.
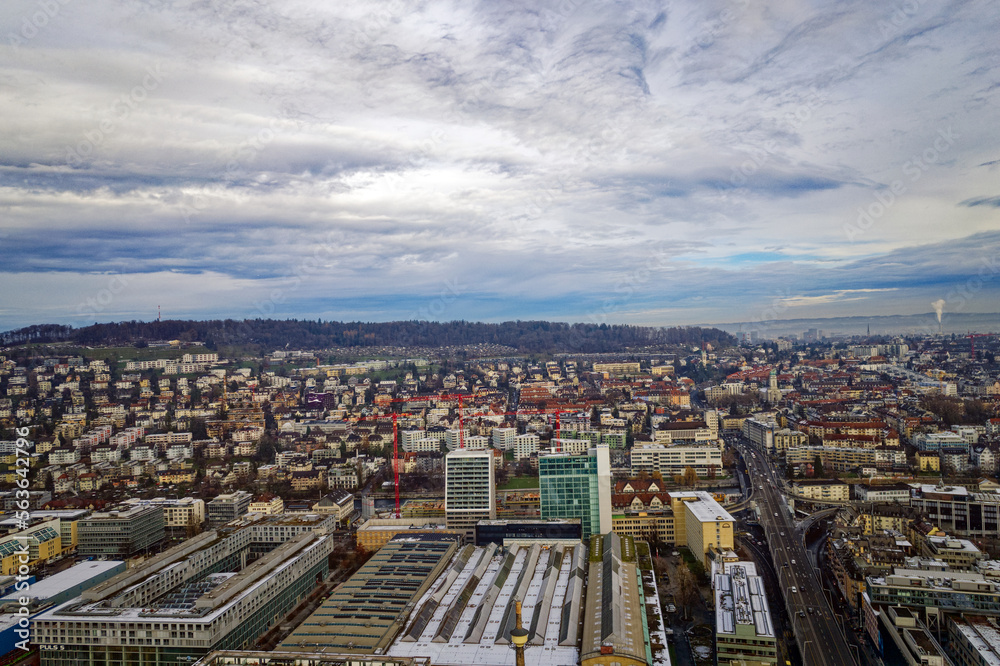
[498,476,539,490]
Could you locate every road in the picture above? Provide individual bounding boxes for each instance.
[731,434,859,666]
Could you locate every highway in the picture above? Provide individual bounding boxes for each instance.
[730,434,859,666]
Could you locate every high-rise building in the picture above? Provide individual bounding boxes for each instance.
[444,449,495,536]
[539,445,611,540]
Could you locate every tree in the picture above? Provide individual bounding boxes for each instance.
[682,466,699,487]
[674,564,699,621]
[813,454,825,478]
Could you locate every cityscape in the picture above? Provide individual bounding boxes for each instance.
[0,328,999,666]
[3,1,1000,665]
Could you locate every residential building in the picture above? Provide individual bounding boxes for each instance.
[444,449,495,536]
[513,433,540,461]
[630,443,723,478]
[311,489,355,528]
[249,495,283,515]
[791,479,850,502]
[491,427,516,451]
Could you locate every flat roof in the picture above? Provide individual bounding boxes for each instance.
[0,560,124,604]
[953,616,1000,666]
[677,493,734,524]
[715,563,774,639]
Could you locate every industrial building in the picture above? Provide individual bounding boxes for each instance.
[355,518,461,552]
[279,533,460,655]
[580,533,652,666]
[0,559,125,611]
[389,539,587,665]
[32,513,337,666]
[473,519,581,547]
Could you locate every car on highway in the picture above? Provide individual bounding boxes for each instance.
[791,559,796,565]
[791,586,797,593]
[798,610,806,617]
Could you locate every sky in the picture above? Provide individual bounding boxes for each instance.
[1,0,999,333]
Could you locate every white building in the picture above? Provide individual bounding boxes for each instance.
[444,449,495,536]
[514,433,540,461]
[631,443,723,477]
[491,427,516,451]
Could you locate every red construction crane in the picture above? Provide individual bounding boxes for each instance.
[967,333,993,360]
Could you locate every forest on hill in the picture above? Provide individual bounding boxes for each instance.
[1,319,736,354]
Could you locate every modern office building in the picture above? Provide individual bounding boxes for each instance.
[77,505,166,558]
[865,567,1000,620]
[444,449,495,536]
[207,491,253,527]
[33,514,337,666]
[539,445,612,540]
[714,561,777,665]
[910,485,1000,538]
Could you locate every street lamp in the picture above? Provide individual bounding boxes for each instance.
[510,599,529,666]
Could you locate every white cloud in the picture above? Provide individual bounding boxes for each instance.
[1,0,999,329]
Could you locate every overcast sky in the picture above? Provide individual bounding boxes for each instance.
[1,0,999,332]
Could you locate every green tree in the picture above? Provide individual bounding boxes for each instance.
[813,454,825,478]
